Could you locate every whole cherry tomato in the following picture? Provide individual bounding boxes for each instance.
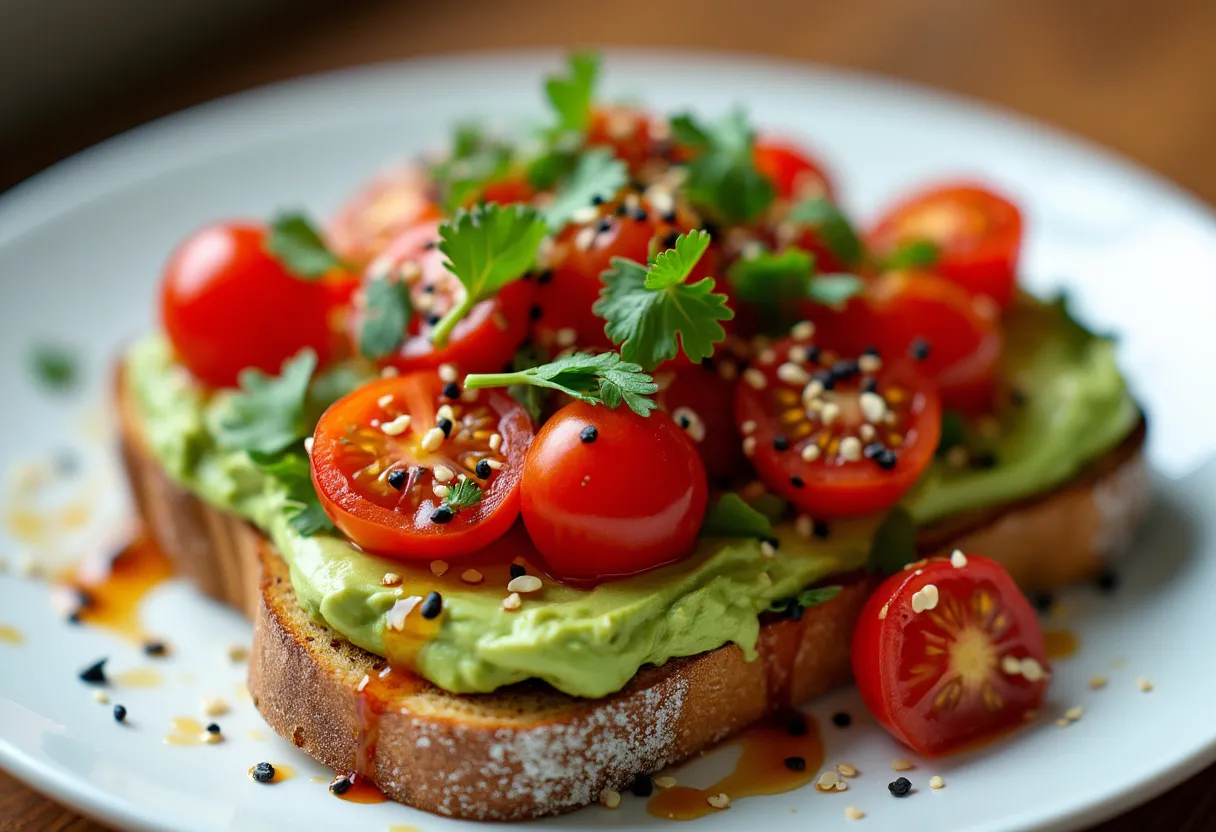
[327,163,442,267]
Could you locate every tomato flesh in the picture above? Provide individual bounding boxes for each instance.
[753,138,835,202]
[520,402,708,583]
[734,334,941,517]
[160,222,353,389]
[327,164,442,267]
[852,554,1049,756]
[352,221,534,374]
[868,183,1022,309]
[311,372,533,560]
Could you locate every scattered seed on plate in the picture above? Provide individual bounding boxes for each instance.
[92,690,110,704]
[817,770,844,791]
[113,704,127,723]
[1065,705,1085,721]
[227,644,249,663]
[706,793,731,809]
[1137,676,1154,692]
[929,775,945,790]
[1056,717,1072,727]
[202,696,229,717]
[250,762,276,783]
[910,584,939,613]
[836,763,858,778]
[1089,675,1108,690]
[845,806,865,820]
[888,777,913,797]
[950,549,968,568]
[891,758,916,772]
[654,775,678,789]
[381,572,402,587]
[599,788,622,809]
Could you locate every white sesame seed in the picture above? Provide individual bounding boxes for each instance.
[430,560,449,577]
[718,360,739,381]
[760,540,777,558]
[859,391,887,423]
[380,414,412,436]
[891,758,916,772]
[202,731,223,744]
[836,763,858,778]
[706,793,731,809]
[386,596,421,631]
[356,674,370,692]
[432,484,450,499]
[380,366,399,378]
[672,407,706,442]
[859,354,882,373]
[398,261,422,283]
[859,424,877,441]
[1020,657,1046,682]
[571,206,599,225]
[816,771,840,791]
[92,690,110,704]
[777,362,810,386]
[432,465,455,483]
[845,806,865,820]
[743,368,767,390]
[420,427,445,452]
[654,775,678,789]
[555,328,578,348]
[489,433,502,452]
[202,696,229,717]
[757,348,777,366]
[461,388,478,402]
[574,225,598,252]
[435,404,454,422]
[377,394,394,408]
[381,572,402,587]
[1001,655,1022,675]
[911,584,939,613]
[787,345,808,364]
[599,788,621,809]
[839,436,862,461]
[507,575,543,593]
[795,515,813,538]
[1055,717,1072,727]
[438,364,458,383]
[791,321,815,341]
[879,603,889,619]
[484,458,504,470]
[1089,675,1108,690]
[929,775,945,790]
[303,436,314,456]
[502,592,522,611]
[950,549,968,568]
[802,379,825,403]
[801,444,821,463]
[741,420,757,435]
[461,569,484,584]
[1065,706,1085,721]
[742,436,757,457]
[1137,676,1154,692]
[226,644,249,663]
[821,402,841,426]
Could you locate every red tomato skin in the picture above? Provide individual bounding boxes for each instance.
[327,163,442,267]
[655,364,742,481]
[588,105,658,170]
[310,374,532,560]
[852,555,1049,756]
[753,138,836,201]
[868,183,1022,309]
[160,222,351,389]
[519,402,709,583]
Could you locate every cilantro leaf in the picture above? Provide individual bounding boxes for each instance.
[431,203,548,347]
[671,110,774,224]
[769,585,844,617]
[463,352,658,417]
[266,213,348,279]
[805,273,865,308]
[596,231,733,370]
[883,238,940,270]
[29,343,79,392]
[429,123,516,213]
[209,350,317,455]
[727,247,814,332]
[358,277,413,359]
[507,344,551,423]
[701,493,774,539]
[788,197,864,267]
[443,478,484,511]
[544,51,600,135]
[544,149,627,231]
[251,451,333,537]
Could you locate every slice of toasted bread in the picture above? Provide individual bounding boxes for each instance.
[115,372,1149,820]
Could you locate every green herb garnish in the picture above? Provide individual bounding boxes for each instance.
[29,344,79,392]
[805,273,865,308]
[209,349,317,455]
[701,493,774,539]
[430,123,517,213]
[506,344,551,423]
[358,277,413,359]
[727,248,814,331]
[251,451,333,536]
[266,213,349,279]
[544,148,627,231]
[431,203,548,347]
[544,51,600,136]
[443,478,484,511]
[596,231,733,370]
[463,352,657,417]
[768,585,844,617]
[669,109,775,224]
[788,197,864,268]
[882,238,940,270]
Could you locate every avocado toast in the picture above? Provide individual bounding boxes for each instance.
[117,53,1147,820]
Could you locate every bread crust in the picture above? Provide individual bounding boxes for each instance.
[116,372,1149,819]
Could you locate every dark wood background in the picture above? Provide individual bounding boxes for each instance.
[3,0,1214,828]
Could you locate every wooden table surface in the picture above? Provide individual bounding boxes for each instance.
[3,0,1215,828]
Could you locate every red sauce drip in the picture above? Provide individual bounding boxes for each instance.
[647,713,825,820]
[60,535,173,641]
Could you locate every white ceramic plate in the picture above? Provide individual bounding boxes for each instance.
[2,49,1215,832]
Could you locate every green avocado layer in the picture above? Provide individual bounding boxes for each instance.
[124,294,1137,698]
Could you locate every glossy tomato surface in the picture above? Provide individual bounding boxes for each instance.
[734,335,940,517]
[868,183,1022,309]
[310,372,533,559]
[753,138,835,202]
[852,554,1049,756]
[588,105,659,170]
[352,221,534,375]
[160,221,352,389]
[327,163,442,267]
[655,364,742,481]
[520,402,708,583]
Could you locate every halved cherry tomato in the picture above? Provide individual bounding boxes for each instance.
[753,138,835,202]
[654,364,742,482]
[327,164,442,267]
[852,553,1049,756]
[734,335,941,517]
[520,402,708,583]
[588,105,658,171]
[311,372,533,559]
[160,222,354,389]
[868,183,1022,309]
[350,221,534,375]
[806,271,1002,413]
[477,174,537,207]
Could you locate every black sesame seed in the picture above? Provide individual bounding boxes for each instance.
[475,459,493,479]
[1011,389,1030,406]
[420,591,443,620]
[423,240,437,250]
[78,658,107,685]
[329,774,353,795]
[971,451,999,469]
[629,773,654,797]
[422,284,436,294]
[813,370,836,391]
[537,269,554,286]
[783,756,807,772]
[875,449,898,470]
[812,519,830,540]
[1030,591,1055,613]
[661,209,678,224]
[702,221,720,239]
[580,425,598,443]
[889,776,913,797]
[591,194,605,206]
[804,345,822,363]
[863,443,885,460]
[597,217,613,233]
[1096,569,1120,594]
[113,704,127,723]
[784,602,805,621]
[206,722,221,734]
[863,346,880,358]
[426,314,441,326]
[861,377,879,393]
[430,506,454,525]
[251,762,276,783]
[441,381,460,399]
[831,711,852,728]
[143,641,167,658]
[662,230,680,248]
[614,204,629,216]
[633,209,649,222]
[387,469,407,490]
[831,359,860,380]
[783,712,808,736]
[529,304,543,321]
[773,435,789,451]
[678,414,691,428]
[910,337,931,361]
[67,610,82,625]
[790,475,805,488]
[509,563,527,580]
[438,417,454,438]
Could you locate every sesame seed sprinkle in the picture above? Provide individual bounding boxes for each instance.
[911,584,939,613]
[791,321,815,341]
[845,806,865,821]
[1065,705,1085,721]
[706,793,731,809]
[380,414,412,436]
[929,775,945,790]
[489,433,502,452]
[377,394,394,407]
[507,575,543,593]
[741,420,757,435]
[430,560,448,576]
[839,436,863,461]
[461,569,484,584]
[777,362,810,386]
[420,427,445,452]
[742,436,757,457]
[438,364,458,383]
[891,758,916,772]
[1137,676,1154,692]
[801,444,821,463]
[599,788,621,809]
[743,368,767,390]
[654,775,678,789]
[950,549,968,568]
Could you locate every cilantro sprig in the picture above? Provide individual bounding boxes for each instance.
[670,110,775,224]
[543,148,627,231]
[787,197,864,268]
[358,277,413,359]
[209,350,318,455]
[463,352,658,417]
[701,493,774,539]
[544,51,600,137]
[429,123,516,213]
[443,478,484,511]
[430,203,548,347]
[266,213,350,279]
[727,245,866,332]
[595,231,734,370]
[882,238,941,270]
[252,451,333,536]
[769,586,843,618]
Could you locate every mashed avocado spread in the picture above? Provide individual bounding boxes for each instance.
[125,295,1137,698]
